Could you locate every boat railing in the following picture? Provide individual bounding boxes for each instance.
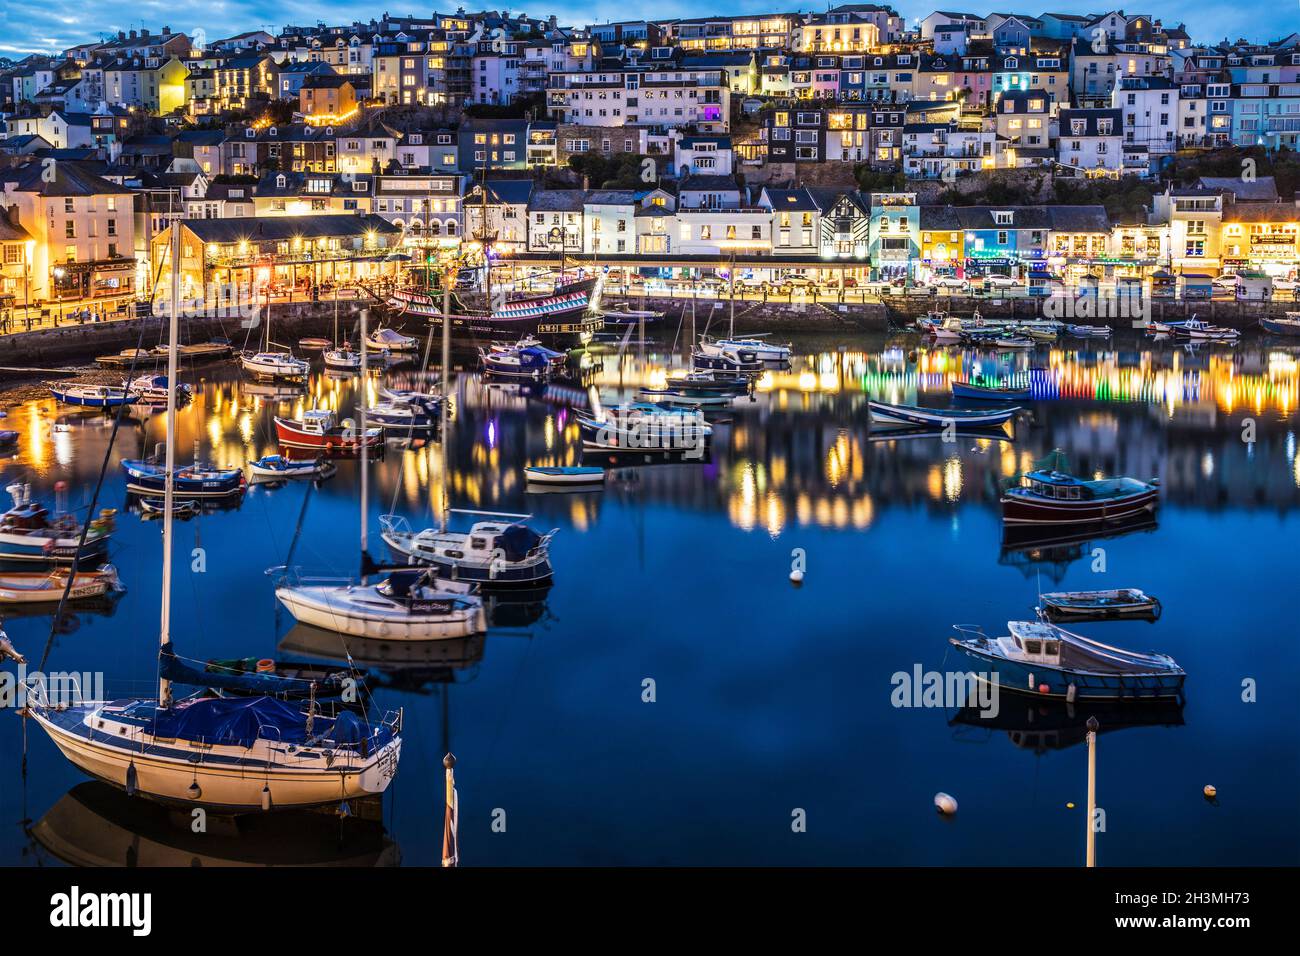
[951,624,988,642]
[266,565,361,590]
[20,672,94,711]
[378,513,412,538]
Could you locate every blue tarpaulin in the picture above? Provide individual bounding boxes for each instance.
[150,696,313,747]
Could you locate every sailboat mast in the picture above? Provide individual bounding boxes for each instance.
[359,307,369,569]
[440,274,450,534]
[159,195,181,709]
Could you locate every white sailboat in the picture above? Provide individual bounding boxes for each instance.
[240,291,309,380]
[21,218,403,812]
[274,309,488,640]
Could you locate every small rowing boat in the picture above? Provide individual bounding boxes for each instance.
[298,337,332,351]
[1038,588,1161,621]
[524,466,606,486]
[993,336,1035,350]
[48,384,137,408]
[951,380,1032,401]
[138,497,203,518]
[867,400,1019,429]
[1065,324,1112,338]
[0,565,123,604]
[248,455,336,480]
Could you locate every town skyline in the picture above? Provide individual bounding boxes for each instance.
[0,2,1284,57]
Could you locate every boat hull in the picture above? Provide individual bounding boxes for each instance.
[275,586,487,640]
[274,418,383,450]
[868,401,1017,429]
[1001,488,1159,525]
[0,530,110,564]
[28,705,400,812]
[524,467,605,485]
[1261,317,1300,337]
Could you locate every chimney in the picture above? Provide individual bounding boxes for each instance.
[141,28,150,38]
[582,174,589,191]
[118,31,126,41]
[129,30,137,40]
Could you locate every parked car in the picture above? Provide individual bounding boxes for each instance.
[932,275,969,292]
[1212,273,1240,290]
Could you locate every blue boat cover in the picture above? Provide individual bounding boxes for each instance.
[497,524,542,561]
[150,696,312,747]
[158,642,322,694]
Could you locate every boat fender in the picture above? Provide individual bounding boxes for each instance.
[125,762,138,797]
[261,785,272,811]
[789,569,804,586]
[188,781,202,800]
[1066,683,1077,703]
[1038,683,1050,694]
[256,659,276,674]
[934,792,958,815]
[1203,785,1217,800]
[1027,672,1034,691]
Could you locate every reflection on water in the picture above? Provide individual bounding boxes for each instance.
[2,329,1298,865]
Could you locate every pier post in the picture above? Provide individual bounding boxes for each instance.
[442,752,459,867]
[1085,715,1099,867]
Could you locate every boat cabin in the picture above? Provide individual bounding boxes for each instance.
[298,409,346,435]
[1004,621,1062,664]
[1019,470,1088,500]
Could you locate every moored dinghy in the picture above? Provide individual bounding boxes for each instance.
[524,465,606,486]
[48,384,137,408]
[248,455,336,481]
[0,565,123,604]
[948,620,1185,700]
[1038,588,1161,621]
[951,380,1032,401]
[868,400,1019,429]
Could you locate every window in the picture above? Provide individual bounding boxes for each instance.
[65,221,75,239]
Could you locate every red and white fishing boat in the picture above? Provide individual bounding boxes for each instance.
[274,409,382,450]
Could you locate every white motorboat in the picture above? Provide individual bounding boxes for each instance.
[324,347,363,371]
[380,510,556,586]
[241,351,310,380]
[699,335,792,365]
[366,327,419,352]
[275,569,486,640]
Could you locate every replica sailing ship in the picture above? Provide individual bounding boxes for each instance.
[386,165,602,345]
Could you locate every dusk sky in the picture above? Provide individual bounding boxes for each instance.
[0,1,1289,57]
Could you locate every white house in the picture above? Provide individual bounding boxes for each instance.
[1056,108,1123,174]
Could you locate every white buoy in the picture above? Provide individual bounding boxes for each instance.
[789,569,804,585]
[934,792,958,815]
[1203,784,1217,799]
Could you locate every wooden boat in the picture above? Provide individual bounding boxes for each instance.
[48,384,137,408]
[122,460,246,498]
[138,497,203,518]
[951,380,1032,401]
[1001,451,1158,525]
[0,482,114,564]
[524,466,606,486]
[1065,324,1112,337]
[867,400,1019,429]
[948,620,1185,700]
[993,336,1035,350]
[297,337,332,351]
[0,565,123,604]
[274,410,382,450]
[1026,326,1058,342]
[1038,588,1161,621]
[638,386,735,407]
[391,275,602,346]
[248,455,336,480]
[1261,313,1300,337]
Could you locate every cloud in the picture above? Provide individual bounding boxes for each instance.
[0,0,1283,57]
